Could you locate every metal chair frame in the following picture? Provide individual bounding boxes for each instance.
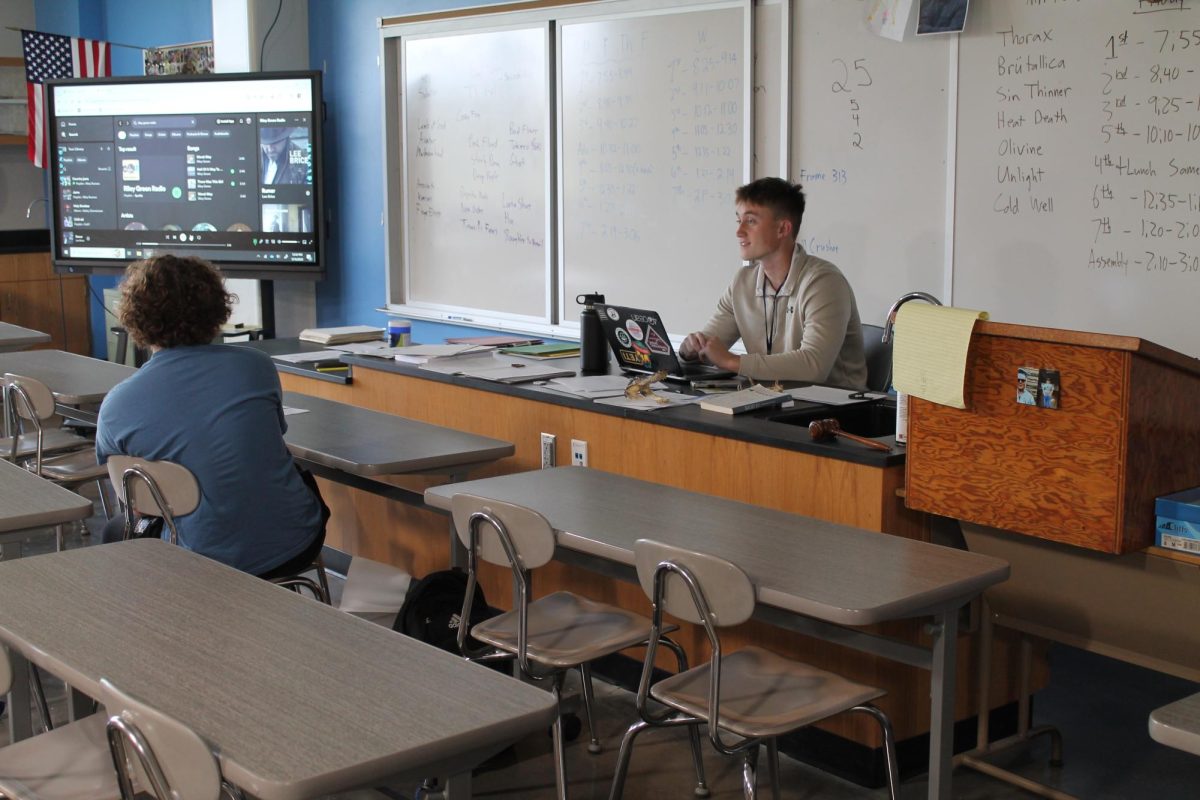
[609,554,900,800]
[105,700,246,800]
[113,460,330,605]
[457,507,706,800]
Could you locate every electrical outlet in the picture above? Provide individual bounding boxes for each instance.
[571,439,588,467]
[540,433,556,468]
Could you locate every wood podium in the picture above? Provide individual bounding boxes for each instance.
[904,322,1200,554]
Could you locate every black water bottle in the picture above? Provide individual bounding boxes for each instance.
[577,292,608,375]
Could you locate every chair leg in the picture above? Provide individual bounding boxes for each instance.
[607,718,653,800]
[741,743,760,800]
[657,636,710,797]
[578,662,603,754]
[314,554,332,605]
[766,738,781,800]
[29,663,53,733]
[550,673,569,800]
[96,478,113,521]
[854,704,900,800]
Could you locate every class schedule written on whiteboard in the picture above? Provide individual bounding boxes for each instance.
[955,0,1200,354]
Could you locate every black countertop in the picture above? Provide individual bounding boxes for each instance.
[243,338,905,469]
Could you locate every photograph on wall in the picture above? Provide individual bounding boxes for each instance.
[916,0,969,35]
[144,41,214,76]
[1038,369,1060,409]
[1016,366,1039,406]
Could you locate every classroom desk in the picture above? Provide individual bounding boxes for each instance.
[281,391,515,507]
[0,322,51,353]
[0,458,95,742]
[0,538,558,799]
[0,349,134,431]
[1149,693,1200,757]
[425,466,1011,800]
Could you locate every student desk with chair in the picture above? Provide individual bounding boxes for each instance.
[0,538,558,799]
[272,352,1039,789]
[425,466,1010,800]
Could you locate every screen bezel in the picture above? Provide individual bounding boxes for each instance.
[45,70,325,281]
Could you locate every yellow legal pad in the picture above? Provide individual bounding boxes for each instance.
[891,305,989,409]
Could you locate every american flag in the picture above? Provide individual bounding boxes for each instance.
[22,30,112,168]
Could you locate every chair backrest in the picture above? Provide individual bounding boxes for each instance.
[100,678,222,800]
[450,493,556,570]
[633,539,756,628]
[4,373,57,423]
[861,323,893,393]
[106,457,201,519]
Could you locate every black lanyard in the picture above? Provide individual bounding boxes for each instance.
[762,290,780,355]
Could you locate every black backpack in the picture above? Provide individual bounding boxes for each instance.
[393,568,495,656]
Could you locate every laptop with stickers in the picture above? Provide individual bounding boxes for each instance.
[596,304,735,381]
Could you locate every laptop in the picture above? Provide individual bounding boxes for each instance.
[596,304,736,382]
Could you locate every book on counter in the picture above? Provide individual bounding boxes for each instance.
[497,342,580,359]
[698,384,791,415]
[445,334,545,347]
[298,325,384,345]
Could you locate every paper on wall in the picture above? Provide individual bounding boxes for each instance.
[891,304,988,409]
[865,0,915,42]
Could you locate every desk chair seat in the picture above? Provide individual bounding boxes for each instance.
[0,429,92,462]
[473,591,672,669]
[451,493,698,800]
[608,540,899,800]
[649,646,883,740]
[38,449,109,484]
[0,650,121,800]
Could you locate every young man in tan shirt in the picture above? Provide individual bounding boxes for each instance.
[680,178,868,389]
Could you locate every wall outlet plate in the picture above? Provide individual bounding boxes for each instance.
[571,439,588,467]
[540,432,556,468]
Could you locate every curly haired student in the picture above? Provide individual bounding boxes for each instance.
[96,254,326,578]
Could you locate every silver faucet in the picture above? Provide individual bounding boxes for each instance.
[25,197,47,220]
[881,291,942,343]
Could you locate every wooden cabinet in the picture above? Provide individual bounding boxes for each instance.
[0,249,90,354]
[0,56,26,146]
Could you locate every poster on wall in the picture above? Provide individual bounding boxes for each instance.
[143,41,214,75]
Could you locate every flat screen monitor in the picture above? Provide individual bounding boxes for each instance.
[45,70,324,280]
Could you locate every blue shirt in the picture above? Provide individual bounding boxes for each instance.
[96,345,323,575]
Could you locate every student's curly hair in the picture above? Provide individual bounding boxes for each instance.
[735,178,806,235]
[119,255,234,348]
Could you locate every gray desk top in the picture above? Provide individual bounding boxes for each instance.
[0,539,558,799]
[0,349,134,404]
[1150,693,1200,756]
[0,458,93,533]
[0,322,51,352]
[282,391,514,476]
[426,467,1010,626]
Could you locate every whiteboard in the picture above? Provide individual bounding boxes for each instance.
[401,24,551,322]
[955,0,1200,356]
[792,0,953,327]
[557,2,752,336]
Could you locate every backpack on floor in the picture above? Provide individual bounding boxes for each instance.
[393,568,495,656]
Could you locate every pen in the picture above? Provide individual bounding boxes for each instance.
[316,365,349,373]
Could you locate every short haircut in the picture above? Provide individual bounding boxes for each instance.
[119,255,233,348]
[735,178,806,234]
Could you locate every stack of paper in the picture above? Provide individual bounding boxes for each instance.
[543,375,649,399]
[392,343,494,364]
[498,342,580,359]
[298,325,385,345]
